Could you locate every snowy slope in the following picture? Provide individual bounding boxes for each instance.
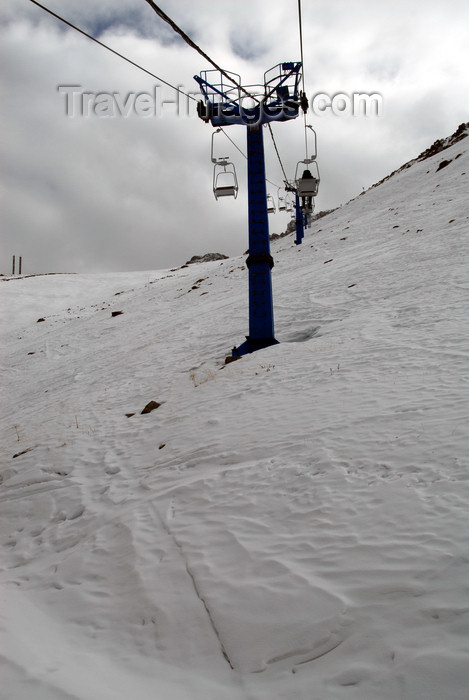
[1,126,468,700]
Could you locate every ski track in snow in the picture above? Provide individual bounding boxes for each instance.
[1,131,469,699]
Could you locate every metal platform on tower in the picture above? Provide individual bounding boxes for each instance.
[195,62,302,128]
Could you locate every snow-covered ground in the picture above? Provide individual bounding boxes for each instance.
[1,126,468,700]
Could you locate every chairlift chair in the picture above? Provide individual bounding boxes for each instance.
[297,166,320,199]
[213,162,238,199]
[267,194,276,214]
[295,124,320,202]
[296,164,319,215]
[278,188,287,211]
[211,128,239,200]
[285,194,294,213]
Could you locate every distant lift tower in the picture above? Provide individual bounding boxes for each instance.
[195,63,303,357]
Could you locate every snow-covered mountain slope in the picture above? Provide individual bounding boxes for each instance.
[1,125,468,700]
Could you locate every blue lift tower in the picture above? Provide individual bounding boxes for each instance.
[195,63,303,357]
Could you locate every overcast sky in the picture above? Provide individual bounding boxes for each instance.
[1,0,468,274]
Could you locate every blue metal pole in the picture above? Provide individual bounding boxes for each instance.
[295,193,304,245]
[233,124,278,356]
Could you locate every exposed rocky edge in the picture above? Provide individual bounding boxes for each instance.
[416,121,468,162]
[270,227,293,241]
[273,208,338,239]
[311,208,338,222]
[186,253,229,265]
[370,121,469,191]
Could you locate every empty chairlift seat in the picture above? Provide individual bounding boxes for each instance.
[211,129,239,200]
[213,162,238,199]
[267,194,276,214]
[278,188,287,211]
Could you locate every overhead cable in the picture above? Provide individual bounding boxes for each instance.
[297,0,309,158]
[267,123,289,184]
[143,0,259,104]
[220,128,247,160]
[297,0,306,96]
[219,128,281,190]
[28,0,197,101]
